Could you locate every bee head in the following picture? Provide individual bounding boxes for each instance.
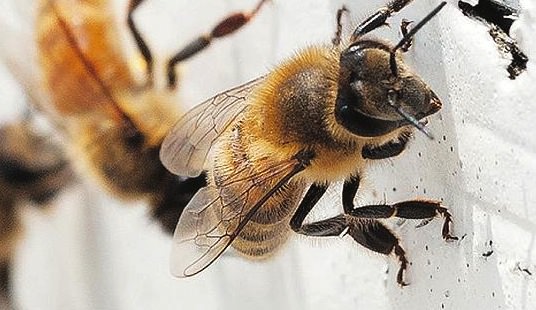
[334,2,445,139]
[335,41,441,138]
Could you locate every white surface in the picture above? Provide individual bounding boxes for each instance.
[0,0,535,309]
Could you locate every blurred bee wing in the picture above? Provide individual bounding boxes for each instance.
[160,76,265,177]
[0,0,54,115]
[170,155,304,277]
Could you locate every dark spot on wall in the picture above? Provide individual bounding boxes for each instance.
[458,0,528,79]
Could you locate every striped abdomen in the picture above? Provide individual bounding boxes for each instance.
[211,123,304,259]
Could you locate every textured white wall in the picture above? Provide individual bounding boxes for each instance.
[0,0,535,309]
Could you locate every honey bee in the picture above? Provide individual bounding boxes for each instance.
[161,0,457,285]
[35,0,267,233]
[0,119,73,308]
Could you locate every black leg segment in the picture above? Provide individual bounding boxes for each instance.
[351,0,415,40]
[288,167,457,285]
[290,183,329,232]
[128,0,154,85]
[342,175,360,213]
[362,130,412,160]
[0,261,13,309]
[399,19,414,52]
[347,220,409,286]
[348,200,458,241]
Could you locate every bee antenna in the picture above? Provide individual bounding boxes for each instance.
[389,1,447,76]
[387,90,434,140]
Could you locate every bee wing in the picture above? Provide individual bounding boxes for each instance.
[160,76,265,177]
[170,155,305,277]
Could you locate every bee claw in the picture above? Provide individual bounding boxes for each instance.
[415,218,433,228]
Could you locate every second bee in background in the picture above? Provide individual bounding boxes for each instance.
[0,119,73,309]
[36,0,267,233]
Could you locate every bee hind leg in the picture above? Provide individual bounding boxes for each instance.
[348,219,410,286]
[292,214,410,286]
[166,0,269,89]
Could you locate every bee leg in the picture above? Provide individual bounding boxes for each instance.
[346,200,458,241]
[361,130,412,160]
[289,183,329,233]
[332,6,349,46]
[351,0,414,40]
[151,172,207,235]
[341,176,456,241]
[289,179,410,285]
[290,176,356,236]
[347,219,410,286]
[166,0,269,89]
[128,0,154,85]
[399,19,414,52]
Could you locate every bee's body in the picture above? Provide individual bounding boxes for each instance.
[209,46,408,258]
[37,0,178,199]
[162,1,456,284]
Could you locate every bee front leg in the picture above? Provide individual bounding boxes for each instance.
[361,130,412,160]
[351,0,415,40]
[399,19,414,52]
[332,6,349,46]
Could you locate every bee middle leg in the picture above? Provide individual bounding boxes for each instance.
[342,177,457,241]
[290,175,456,285]
[128,0,154,84]
[289,182,410,285]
